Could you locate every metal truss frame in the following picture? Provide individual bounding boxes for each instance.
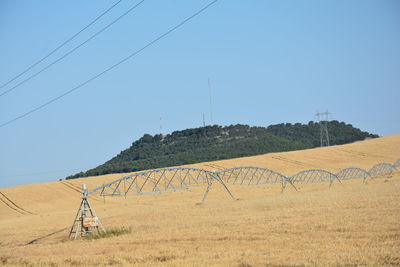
[69,158,399,240]
[395,159,400,168]
[336,167,370,183]
[218,166,297,192]
[289,169,341,187]
[219,167,286,185]
[88,167,235,204]
[69,192,105,239]
[368,163,396,177]
[86,158,399,202]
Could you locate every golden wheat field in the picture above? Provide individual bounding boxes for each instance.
[1,135,400,267]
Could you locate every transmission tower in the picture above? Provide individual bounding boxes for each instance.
[315,111,330,147]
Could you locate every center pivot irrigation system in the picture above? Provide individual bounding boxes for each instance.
[69,159,399,239]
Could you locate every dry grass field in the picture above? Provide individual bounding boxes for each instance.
[1,135,399,267]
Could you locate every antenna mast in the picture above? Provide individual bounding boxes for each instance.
[208,78,213,125]
[160,117,163,135]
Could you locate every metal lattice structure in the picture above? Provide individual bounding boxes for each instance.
[289,169,340,186]
[70,158,399,240]
[368,163,396,177]
[218,167,287,185]
[394,159,400,168]
[85,159,400,200]
[336,167,370,183]
[87,167,236,204]
[89,167,207,196]
[217,167,297,192]
[315,111,330,147]
[69,186,105,239]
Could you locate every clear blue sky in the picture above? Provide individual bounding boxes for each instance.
[0,0,399,188]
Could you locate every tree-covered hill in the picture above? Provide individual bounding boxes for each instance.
[66,121,378,179]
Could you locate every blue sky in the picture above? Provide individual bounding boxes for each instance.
[0,0,399,188]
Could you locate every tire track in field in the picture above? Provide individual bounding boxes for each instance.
[203,163,226,171]
[25,227,69,245]
[59,181,82,194]
[24,215,118,245]
[64,180,83,190]
[333,147,385,159]
[210,163,227,171]
[271,156,311,168]
[0,193,25,214]
[59,181,101,202]
[0,191,36,215]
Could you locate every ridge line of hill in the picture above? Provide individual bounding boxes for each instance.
[67,121,378,179]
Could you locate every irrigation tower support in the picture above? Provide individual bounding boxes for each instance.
[69,184,105,239]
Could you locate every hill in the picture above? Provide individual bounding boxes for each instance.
[67,121,378,179]
[0,135,399,266]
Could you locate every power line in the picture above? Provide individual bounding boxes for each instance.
[0,0,145,98]
[0,0,122,91]
[0,0,219,128]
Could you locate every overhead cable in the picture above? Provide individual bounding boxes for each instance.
[0,0,218,128]
[0,0,122,91]
[0,0,145,98]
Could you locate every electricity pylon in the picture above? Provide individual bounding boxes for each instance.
[315,111,330,147]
